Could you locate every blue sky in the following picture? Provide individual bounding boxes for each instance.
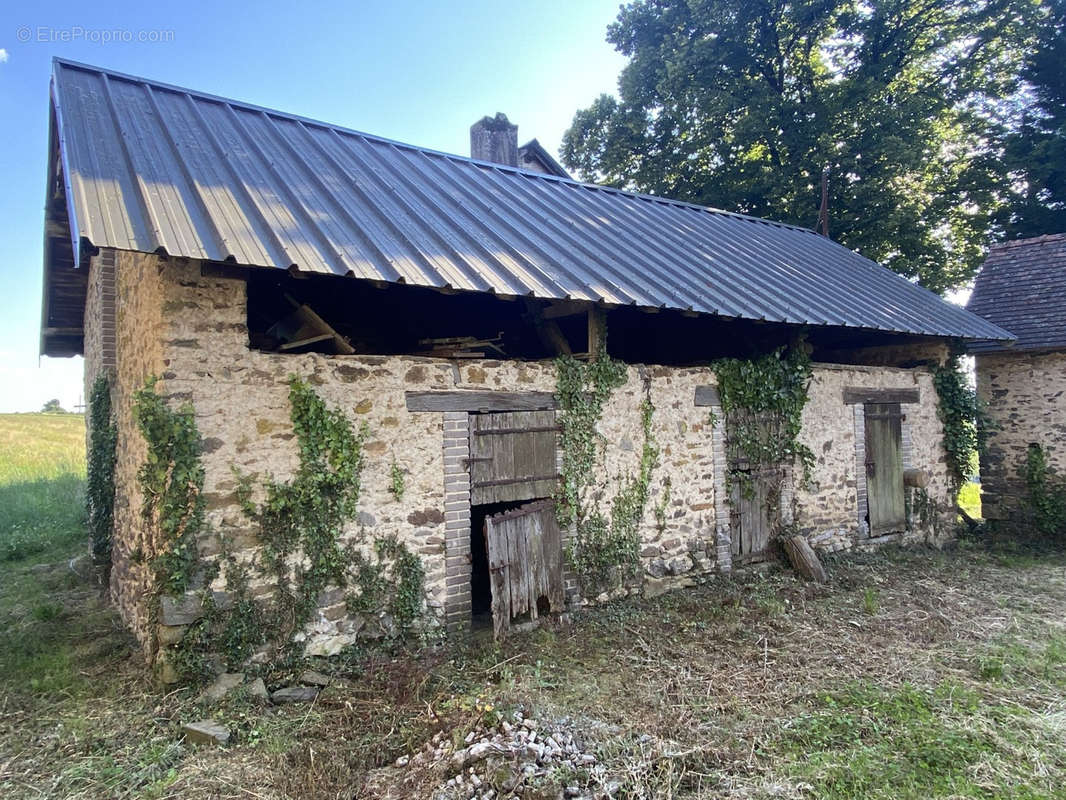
[0,0,626,412]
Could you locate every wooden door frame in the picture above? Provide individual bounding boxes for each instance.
[863,401,906,534]
[407,391,572,633]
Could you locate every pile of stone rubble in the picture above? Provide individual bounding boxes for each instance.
[371,710,623,800]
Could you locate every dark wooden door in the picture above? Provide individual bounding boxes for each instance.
[730,467,781,561]
[484,499,565,639]
[470,411,558,506]
[864,402,906,533]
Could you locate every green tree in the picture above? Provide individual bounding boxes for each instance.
[41,399,65,414]
[997,0,1066,238]
[562,0,1038,293]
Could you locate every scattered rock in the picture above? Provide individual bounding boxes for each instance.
[646,558,666,578]
[299,669,331,687]
[201,672,245,702]
[247,677,270,701]
[271,686,319,704]
[182,720,230,746]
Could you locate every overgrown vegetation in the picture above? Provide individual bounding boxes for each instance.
[933,357,987,491]
[555,351,660,590]
[86,375,117,567]
[713,345,815,498]
[133,377,206,597]
[155,376,427,682]
[1021,443,1066,540]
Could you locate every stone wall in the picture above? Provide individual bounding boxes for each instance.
[794,364,953,550]
[976,350,1066,519]
[98,252,957,664]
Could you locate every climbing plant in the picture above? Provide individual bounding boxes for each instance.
[86,375,117,567]
[237,376,370,643]
[133,377,205,596]
[389,460,405,502]
[557,348,660,589]
[933,357,988,491]
[713,345,815,497]
[141,375,427,683]
[1022,444,1066,540]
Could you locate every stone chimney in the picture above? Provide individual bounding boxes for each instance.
[470,113,518,167]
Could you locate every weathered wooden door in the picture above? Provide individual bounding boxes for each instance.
[864,402,906,533]
[727,412,782,562]
[730,467,782,561]
[484,500,565,639]
[469,411,559,505]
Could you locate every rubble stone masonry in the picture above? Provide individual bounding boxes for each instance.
[90,251,956,659]
[976,351,1066,519]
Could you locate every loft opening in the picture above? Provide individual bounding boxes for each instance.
[244,266,948,367]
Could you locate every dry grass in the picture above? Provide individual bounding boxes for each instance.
[2,412,1064,797]
[2,543,1065,799]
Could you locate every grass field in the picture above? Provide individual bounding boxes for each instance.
[0,413,86,562]
[1,413,1065,799]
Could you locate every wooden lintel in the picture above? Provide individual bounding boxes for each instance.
[693,385,721,407]
[843,387,920,405]
[541,300,587,320]
[406,391,558,413]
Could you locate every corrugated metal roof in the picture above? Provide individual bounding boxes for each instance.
[49,58,1012,341]
[967,234,1066,353]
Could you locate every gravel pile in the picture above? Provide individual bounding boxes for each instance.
[374,710,621,800]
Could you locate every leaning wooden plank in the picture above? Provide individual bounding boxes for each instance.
[783,535,828,583]
[405,391,558,413]
[278,333,334,351]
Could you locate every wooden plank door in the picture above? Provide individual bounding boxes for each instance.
[484,499,564,639]
[470,411,558,506]
[864,402,905,533]
[730,467,779,560]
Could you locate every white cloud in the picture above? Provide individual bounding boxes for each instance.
[0,49,8,64]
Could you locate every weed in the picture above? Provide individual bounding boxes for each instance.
[862,586,880,616]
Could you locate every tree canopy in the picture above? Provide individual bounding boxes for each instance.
[562,0,1046,293]
[997,0,1066,238]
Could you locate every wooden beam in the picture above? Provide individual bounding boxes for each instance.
[587,307,606,358]
[843,387,920,405]
[406,391,558,413]
[523,299,572,356]
[541,300,588,320]
[693,385,721,407]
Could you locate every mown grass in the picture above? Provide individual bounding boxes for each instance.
[959,480,982,519]
[0,412,86,562]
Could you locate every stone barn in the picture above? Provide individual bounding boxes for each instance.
[40,59,1011,680]
[967,234,1066,520]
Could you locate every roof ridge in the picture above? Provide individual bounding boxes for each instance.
[988,232,1066,252]
[50,57,822,237]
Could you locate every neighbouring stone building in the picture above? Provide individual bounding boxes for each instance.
[967,234,1066,520]
[40,59,1011,676]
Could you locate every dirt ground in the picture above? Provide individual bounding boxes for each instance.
[2,542,1065,799]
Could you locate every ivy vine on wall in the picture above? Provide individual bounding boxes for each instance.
[713,345,815,497]
[133,377,206,596]
[932,356,988,491]
[87,375,117,567]
[556,351,660,590]
[138,375,427,684]
[1021,443,1066,540]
